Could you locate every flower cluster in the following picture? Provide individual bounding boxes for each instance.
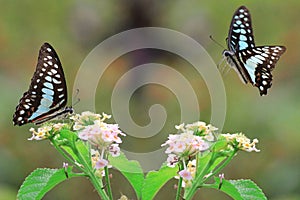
[162,121,216,168]
[71,111,126,168]
[182,121,217,141]
[221,132,260,152]
[28,123,67,140]
[71,111,111,130]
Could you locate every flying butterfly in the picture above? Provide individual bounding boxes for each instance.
[13,43,73,126]
[223,5,286,95]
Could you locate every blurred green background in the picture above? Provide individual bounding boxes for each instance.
[1,0,299,199]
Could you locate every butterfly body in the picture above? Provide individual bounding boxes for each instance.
[223,6,286,95]
[13,43,73,126]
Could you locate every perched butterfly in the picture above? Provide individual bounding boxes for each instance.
[223,5,286,95]
[13,43,73,126]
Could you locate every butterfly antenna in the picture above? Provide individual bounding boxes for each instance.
[209,35,226,49]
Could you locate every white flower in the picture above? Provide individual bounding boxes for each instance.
[221,133,260,152]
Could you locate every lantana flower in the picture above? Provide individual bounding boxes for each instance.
[71,111,111,130]
[165,121,255,188]
[162,121,215,167]
[221,132,260,152]
[28,123,67,140]
[72,111,125,170]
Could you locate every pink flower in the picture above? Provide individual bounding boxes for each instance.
[109,144,120,157]
[167,154,179,167]
[179,169,193,180]
[162,129,210,158]
[95,159,109,169]
[192,136,209,151]
[174,141,186,153]
[78,120,125,149]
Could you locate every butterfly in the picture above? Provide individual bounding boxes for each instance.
[223,5,286,95]
[13,43,73,126]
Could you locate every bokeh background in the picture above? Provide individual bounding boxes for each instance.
[1,0,299,199]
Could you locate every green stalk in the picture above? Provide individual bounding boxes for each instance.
[175,161,184,200]
[175,176,183,200]
[67,172,88,178]
[184,152,216,200]
[104,165,113,200]
[202,149,237,182]
[50,136,109,199]
[73,142,110,200]
[184,149,238,199]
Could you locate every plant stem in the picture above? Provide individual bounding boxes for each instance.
[73,142,110,200]
[175,177,183,200]
[88,170,110,200]
[175,162,184,200]
[184,152,216,200]
[184,149,238,199]
[104,166,113,200]
[51,136,109,199]
[68,172,88,178]
[203,149,237,181]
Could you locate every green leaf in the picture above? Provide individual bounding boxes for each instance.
[17,168,68,200]
[74,139,91,166]
[141,164,177,200]
[213,139,228,151]
[219,179,267,200]
[58,130,90,166]
[109,153,144,199]
[61,145,80,163]
[58,129,78,142]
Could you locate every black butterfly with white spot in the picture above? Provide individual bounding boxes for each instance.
[13,43,73,126]
[223,5,286,95]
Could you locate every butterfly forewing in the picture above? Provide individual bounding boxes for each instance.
[13,43,69,126]
[228,6,255,52]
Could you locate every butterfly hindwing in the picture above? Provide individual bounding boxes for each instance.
[238,46,286,95]
[228,5,255,52]
[13,43,71,126]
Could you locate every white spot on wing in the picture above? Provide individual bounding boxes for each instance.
[259,86,264,91]
[51,69,57,74]
[53,78,61,84]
